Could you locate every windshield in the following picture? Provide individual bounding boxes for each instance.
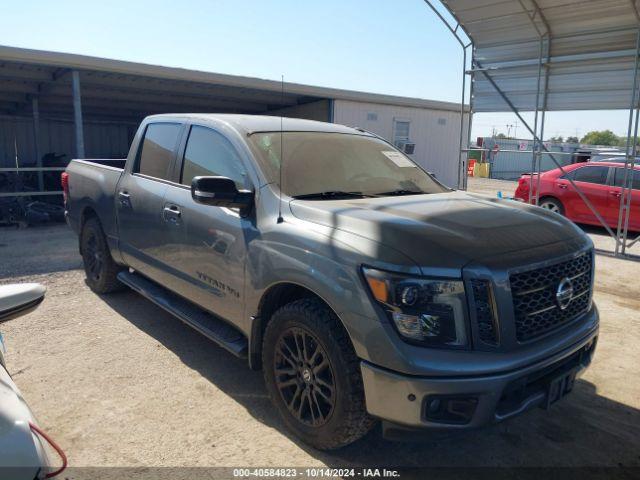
[248,132,448,198]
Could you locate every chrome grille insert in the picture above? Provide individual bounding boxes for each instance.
[510,251,593,342]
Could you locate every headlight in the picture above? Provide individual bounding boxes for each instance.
[362,267,468,348]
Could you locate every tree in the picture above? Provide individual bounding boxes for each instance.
[617,136,640,148]
[549,135,564,143]
[566,136,579,144]
[580,130,620,146]
[495,133,508,139]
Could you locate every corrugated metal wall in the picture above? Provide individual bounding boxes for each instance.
[480,138,577,180]
[0,115,135,168]
[333,100,465,187]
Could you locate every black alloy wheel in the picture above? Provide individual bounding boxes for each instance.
[274,327,336,427]
[83,230,104,283]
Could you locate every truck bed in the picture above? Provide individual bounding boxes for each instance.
[74,158,127,169]
[64,158,126,246]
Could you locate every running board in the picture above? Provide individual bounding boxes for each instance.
[117,270,248,358]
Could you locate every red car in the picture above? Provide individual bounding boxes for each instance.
[514,162,640,231]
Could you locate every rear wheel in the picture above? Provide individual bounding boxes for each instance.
[81,217,124,293]
[262,298,376,450]
[539,197,564,216]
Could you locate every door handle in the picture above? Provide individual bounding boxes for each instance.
[118,191,131,207]
[163,205,182,223]
[557,183,568,189]
[610,191,622,198]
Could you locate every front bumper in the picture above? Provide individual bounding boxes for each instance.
[361,326,598,431]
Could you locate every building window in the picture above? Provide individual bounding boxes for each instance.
[393,119,411,148]
[438,118,447,126]
[367,112,378,122]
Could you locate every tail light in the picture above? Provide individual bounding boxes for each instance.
[61,172,69,205]
[515,175,531,202]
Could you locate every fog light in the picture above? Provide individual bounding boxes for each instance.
[427,398,441,413]
[424,395,478,424]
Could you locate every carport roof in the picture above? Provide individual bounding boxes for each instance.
[440,0,640,111]
[0,45,462,120]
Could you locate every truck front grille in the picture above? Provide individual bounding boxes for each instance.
[510,251,593,342]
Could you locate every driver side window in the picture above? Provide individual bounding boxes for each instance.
[180,126,247,188]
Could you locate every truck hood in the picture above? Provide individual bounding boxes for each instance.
[289,191,583,272]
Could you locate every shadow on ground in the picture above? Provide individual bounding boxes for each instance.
[99,289,640,469]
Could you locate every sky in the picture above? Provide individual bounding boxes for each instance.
[0,0,633,140]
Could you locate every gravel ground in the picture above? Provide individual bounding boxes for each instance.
[0,188,639,470]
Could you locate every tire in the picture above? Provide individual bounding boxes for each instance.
[539,197,564,216]
[80,217,125,293]
[262,298,376,450]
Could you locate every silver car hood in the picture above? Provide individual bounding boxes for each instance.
[290,191,584,272]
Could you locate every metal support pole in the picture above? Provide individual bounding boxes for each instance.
[423,0,473,191]
[535,109,547,205]
[72,70,85,159]
[464,52,475,191]
[620,105,640,254]
[616,28,640,255]
[535,35,552,206]
[529,36,545,204]
[458,46,468,189]
[31,96,44,192]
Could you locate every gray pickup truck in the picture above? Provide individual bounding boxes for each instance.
[64,114,598,449]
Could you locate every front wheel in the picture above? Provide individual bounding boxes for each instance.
[80,217,124,293]
[262,298,376,450]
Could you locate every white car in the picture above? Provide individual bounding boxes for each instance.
[0,284,66,479]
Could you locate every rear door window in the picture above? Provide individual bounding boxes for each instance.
[613,168,640,190]
[180,126,247,188]
[572,166,609,185]
[136,123,182,180]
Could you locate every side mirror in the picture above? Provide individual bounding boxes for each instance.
[0,283,46,324]
[191,176,253,214]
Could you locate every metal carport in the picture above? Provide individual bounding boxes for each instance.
[0,44,462,209]
[425,0,640,258]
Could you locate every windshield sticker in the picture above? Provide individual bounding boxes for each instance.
[382,151,416,167]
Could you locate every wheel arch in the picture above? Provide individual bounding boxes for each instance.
[538,195,564,212]
[249,281,347,371]
[538,194,561,203]
[78,206,100,254]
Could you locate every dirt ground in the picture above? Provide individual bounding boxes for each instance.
[0,183,639,470]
